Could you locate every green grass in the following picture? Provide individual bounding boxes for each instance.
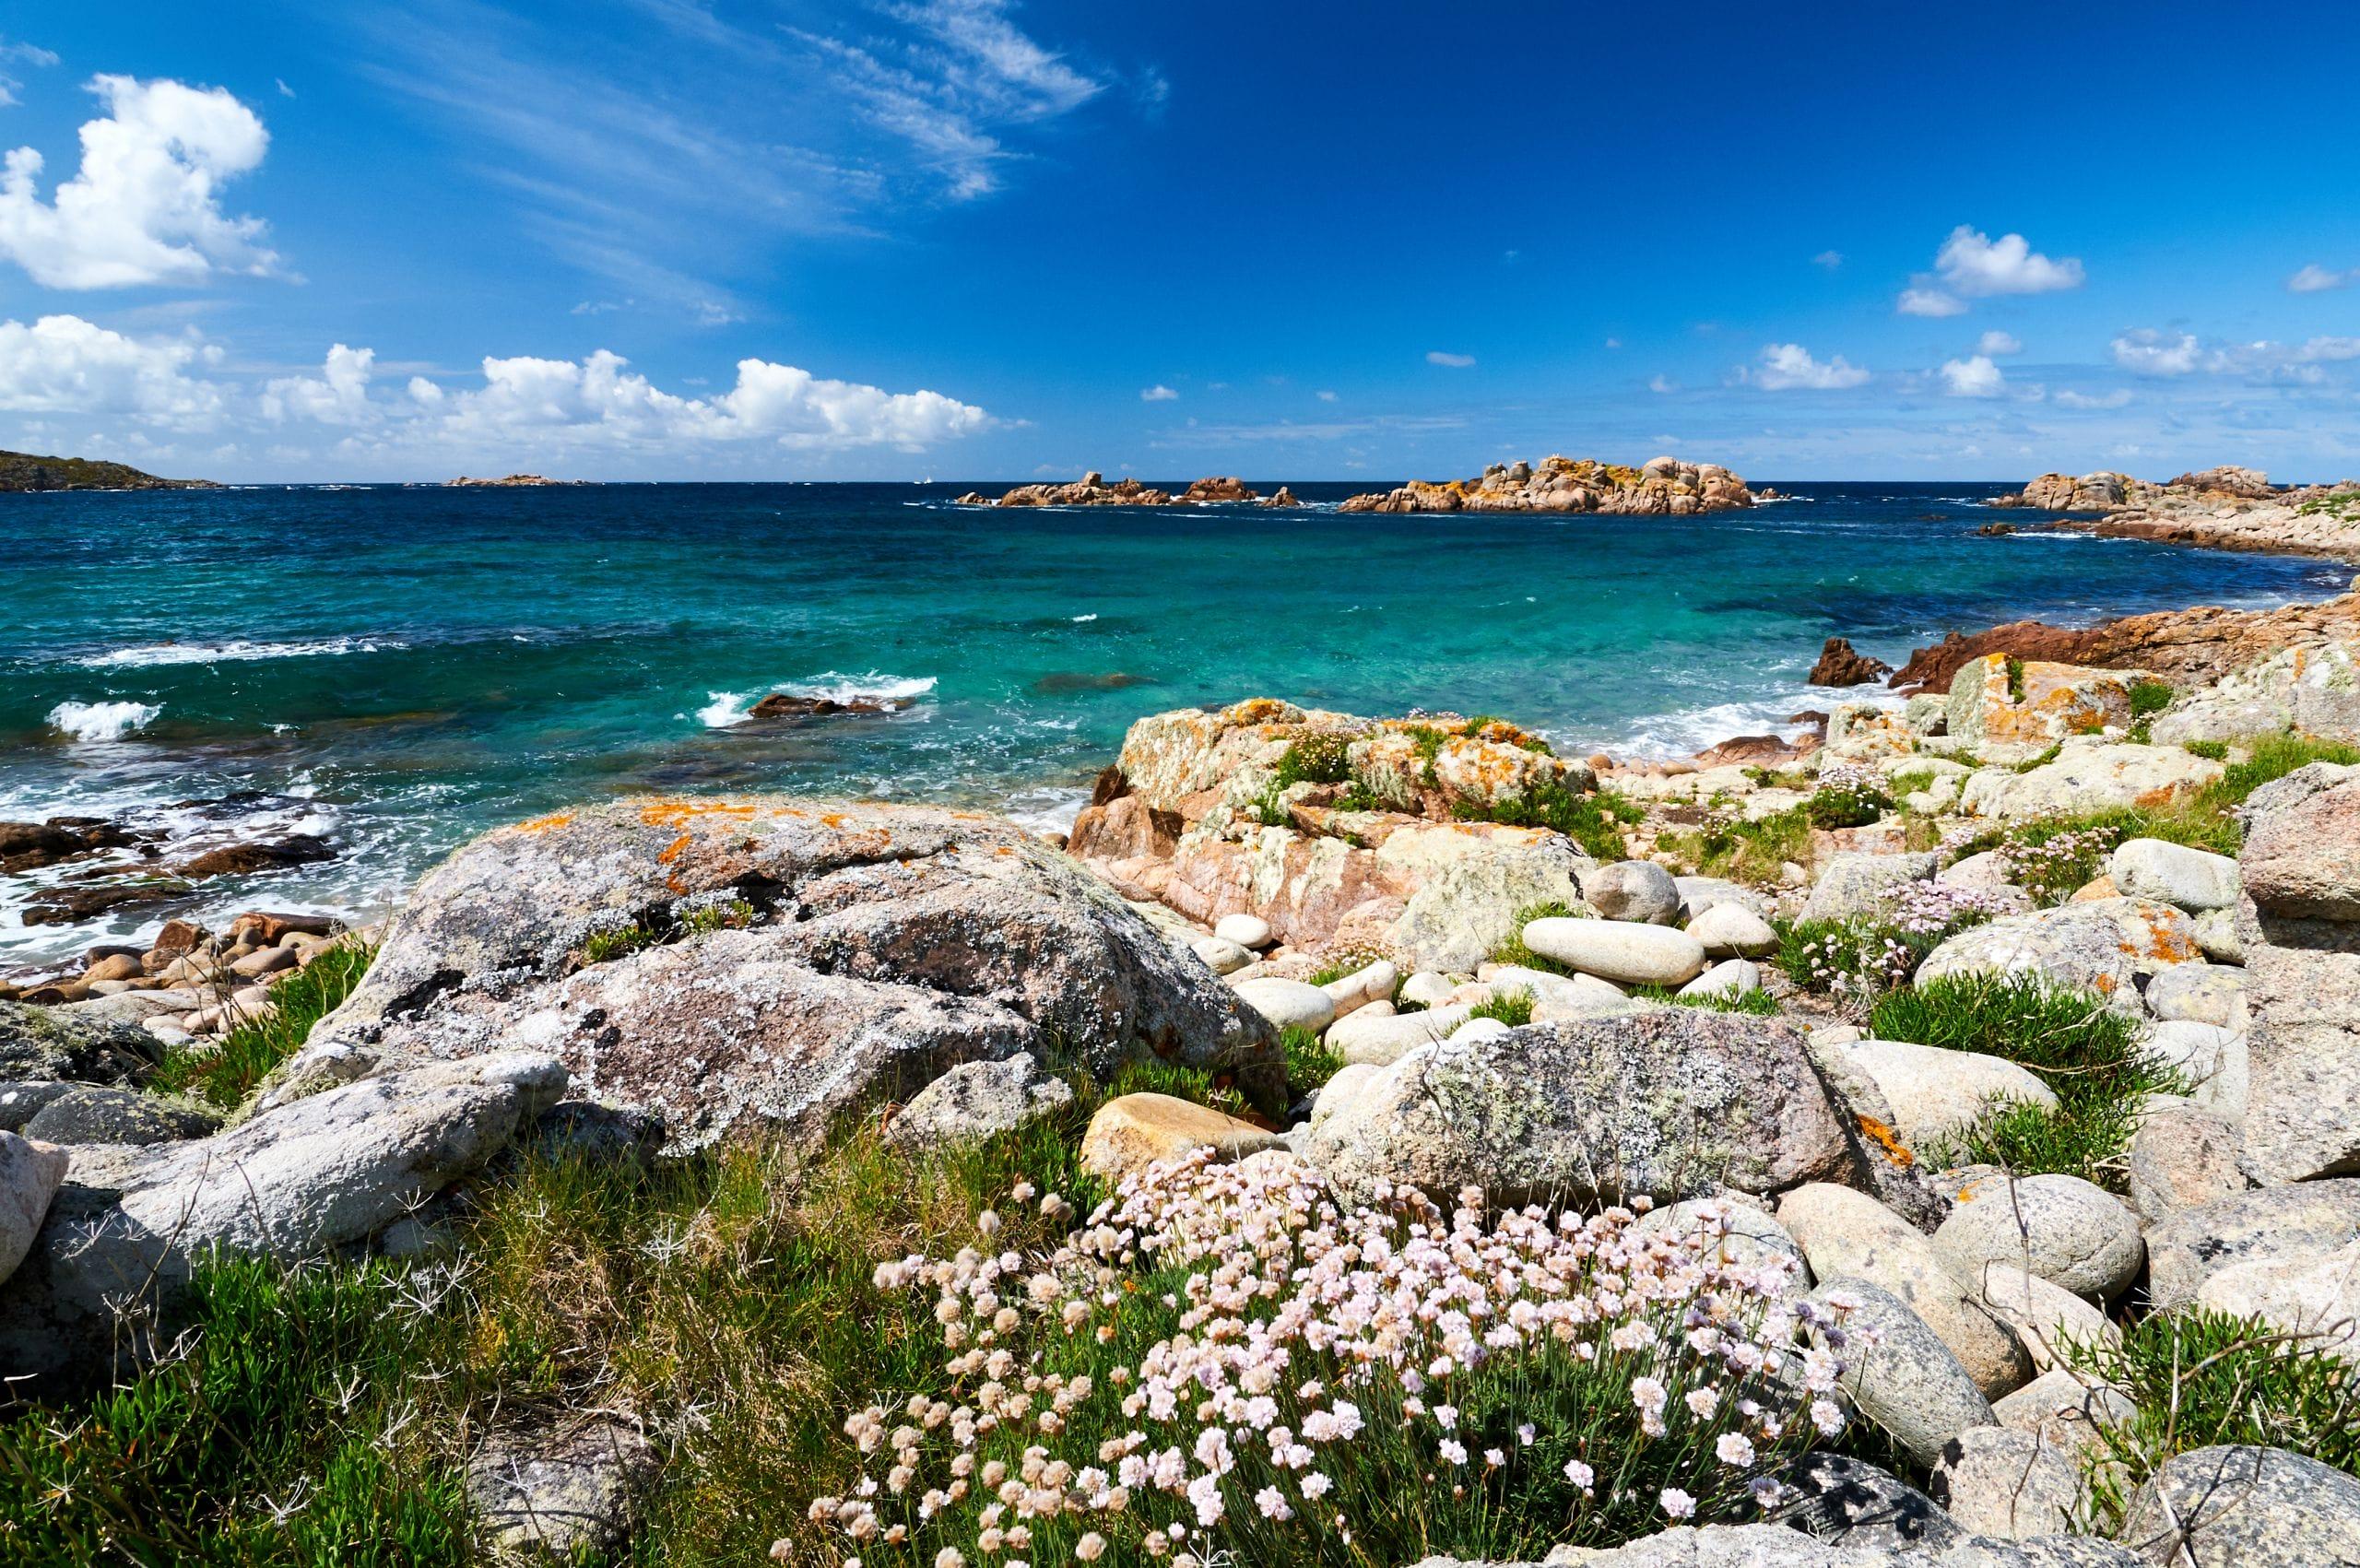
[2127,679,2175,720]
[1658,806,1811,886]
[0,1253,473,1566]
[1457,780,1643,860]
[148,943,375,1112]
[1868,973,2176,1186]
[2182,738,2228,760]
[1468,987,1534,1027]
[1272,734,1354,789]
[1634,984,1779,1016]
[582,922,661,964]
[1280,1024,1342,1095]
[2064,1307,2360,1529]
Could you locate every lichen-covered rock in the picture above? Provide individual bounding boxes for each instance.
[2138,963,2245,1029]
[883,1055,1074,1150]
[2108,839,2239,913]
[1801,853,1938,925]
[2240,765,2360,921]
[2142,1180,2360,1310]
[1777,1452,1961,1552]
[1779,1183,2031,1399]
[2154,640,2360,748]
[2140,1020,2246,1120]
[2126,1104,2248,1224]
[2118,1445,2360,1567]
[0,999,158,1085]
[20,1085,219,1147]
[1915,899,2204,1001]
[298,798,1277,1154]
[1304,1012,1858,1208]
[1947,655,2141,765]
[1380,828,1589,972]
[1958,741,2223,820]
[1833,1038,2059,1149]
[2194,1239,2360,1364]
[467,1411,659,1562]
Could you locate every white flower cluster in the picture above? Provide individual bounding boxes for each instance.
[805,1151,1866,1564]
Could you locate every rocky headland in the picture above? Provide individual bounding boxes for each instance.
[1996,466,2360,561]
[1340,453,1754,514]
[446,473,583,487]
[0,448,212,492]
[955,471,1300,507]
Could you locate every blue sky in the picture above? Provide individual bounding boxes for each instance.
[2,0,2357,482]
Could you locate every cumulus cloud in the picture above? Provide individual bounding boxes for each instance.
[1648,374,1676,394]
[0,76,279,288]
[263,344,377,425]
[1139,383,1177,401]
[2289,264,2354,293]
[1976,330,2024,356]
[1939,355,2005,397]
[0,37,59,108]
[0,312,224,423]
[1315,389,1337,402]
[1896,287,1968,318]
[1747,343,1869,391]
[1898,226,2083,316]
[1812,249,1843,269]
[1425,350,1475,368]
[2112,328,2201,377]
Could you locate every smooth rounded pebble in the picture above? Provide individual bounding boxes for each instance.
[1631,1197,1810,1291]
[2140,961,2245,1029]
[1834,1038,2058,1149]
[1964,1259,2118,1372]
[1520,916,1705,986]
[1229,977,1336,1034]
[1191,936,1254,974]
[1934,1173,2145,1303]
[1679,958,1761,1001]
[1325,1002,1469,1067]
[1398,971,1457,1008]
[1213,913,1273,949]
[2109,837,2240,913]
[1318,959,1397,1017]
[1578,859,1682,925]
[1685,902,1779,958]
[1080,1093,1278,1183]
[1992,1368,2136,1458]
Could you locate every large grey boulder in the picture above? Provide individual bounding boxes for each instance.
[2142,1179,2360,1310]
[1385,832,1591,973]
[2138,1021,2246,1121]
[1302,1011,1858,1208]
[21,1086,219,1147]
[1803,852,1938,925]
[2240,766,2360,921]
[2241,930,2360,1182]
[2118,1445,2360,1566]
[2125,1104,2248,1225]
[881,1055,1074,1150]
[1520,916,1705,985]
[1579,858,1682,925]
[1806,1277,1997,1467]
[1932,1174,2144,1303]
[298,798,1278,1155]
[1930,1426,2085,1540]
[0,1000,159,1085]
[1780,1183,2031,1398]
[0,1051,566,1390]
[2194,1239,2360,1364]
[1916,900,2204,999]
[0,1131,66,1288]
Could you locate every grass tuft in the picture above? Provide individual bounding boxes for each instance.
[148,942,374,1111]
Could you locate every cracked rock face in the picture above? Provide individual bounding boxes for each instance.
[301,797,1279,1153]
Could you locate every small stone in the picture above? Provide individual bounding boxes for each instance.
[1992,1368,2136,1458]
[1398,972,1457,1008]
[884,1055,1075,1150]
[1963,1260,2118,1373]
[1079,1093,1277,1183]
[1319,959,1398,1018]
[22,1086,221,1147]
[1679,959,1761,1001]
[2108,838,2240,913]
[1213,913,1273,949]
[1325,1003,1470,1067]
[467,1413,659,1562]
[1685,902,1779,958]
[1190,937,1253,974]
[1578,860,1682,925]
[2140,962,2245,1029]
[1229,977,1336,1034]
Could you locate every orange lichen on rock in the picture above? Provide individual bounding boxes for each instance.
[637,798,765,831]
[1856,1113,1916,1169]
[512,809,577,836]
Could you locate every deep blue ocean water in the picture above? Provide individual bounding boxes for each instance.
[2,479,2346,966]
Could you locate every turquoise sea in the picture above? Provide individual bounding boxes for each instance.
[2,480,2346,968]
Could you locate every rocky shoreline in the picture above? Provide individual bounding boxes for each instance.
[1340,453,1755,514]
[956,471,1301,507]
[1993,465,2360,563]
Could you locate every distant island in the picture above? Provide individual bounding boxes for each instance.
[0,448,212,492]
[446,473,584,488]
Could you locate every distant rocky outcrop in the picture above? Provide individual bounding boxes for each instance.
[1808,637,1892,688]
[1887,592,2360,695]
[446,474,581,488]
[1995,466,2283,513]
[1990,466,2360,561]
[0,450,211,492]
[955,473,1298,507]
[1339,454,1752,515]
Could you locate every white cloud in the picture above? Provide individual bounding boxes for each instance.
[1976,330,2023,356]
[263,344,377,425]
[0,75,279,289]
[1812,249,1843,269]
[1897,226,2082,316]
[1940,355,2005,397]
[1603,336,1622,349]
[1896,287,1966,318]
[2055,388,2133,409]
[1647,373,1675,394]
[1315,389,1337,402]
[2288,263,2353,294]
[1748,343,1870,391]
[1425,350,1475,368]
[0,37,59,107]
[1139,383,1177,401]
[2112,328,2201,376]
[0,312,224,423]
[1930,226,2084,297]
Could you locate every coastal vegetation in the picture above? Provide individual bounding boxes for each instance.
[0,448,209,492]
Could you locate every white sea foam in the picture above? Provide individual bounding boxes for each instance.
[1070,613,1098,622]
[1001,784,1090,837]
[698,672,938,728]
[1610,687,1903,761]
[73,636,399,668]
[46,701,161,742]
